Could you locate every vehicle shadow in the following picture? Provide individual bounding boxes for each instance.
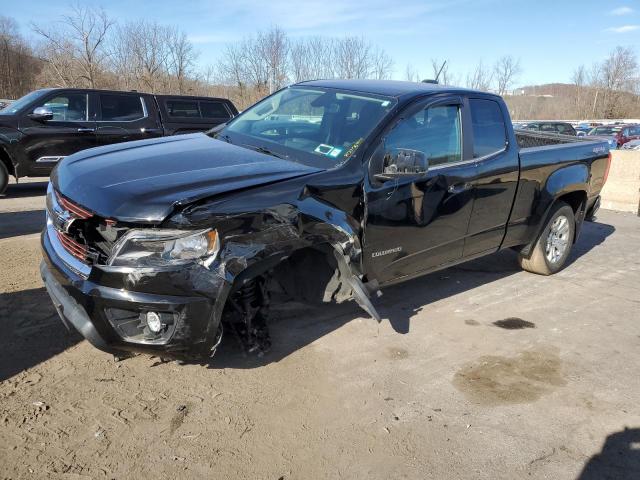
[205,219,615,370]
[576,427,640,480]
[1,180,48,198]
[0,209,46,239]
[0,287,81,382]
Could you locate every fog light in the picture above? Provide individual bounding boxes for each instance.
[146,311,163,333]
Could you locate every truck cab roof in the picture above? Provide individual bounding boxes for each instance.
[295,79,489,102]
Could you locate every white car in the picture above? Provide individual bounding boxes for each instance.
[621,139,640,151]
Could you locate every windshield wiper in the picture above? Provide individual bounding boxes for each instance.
[242,144,286,160]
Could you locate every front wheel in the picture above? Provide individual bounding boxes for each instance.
[518,202,575,275]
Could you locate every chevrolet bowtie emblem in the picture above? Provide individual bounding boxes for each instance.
[52,207,76,234]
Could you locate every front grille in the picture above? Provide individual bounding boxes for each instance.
[55,191,93,219]
[56,230,89,262]
[49,189,124,266]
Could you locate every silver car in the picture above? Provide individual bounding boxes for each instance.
[621,139,640,151]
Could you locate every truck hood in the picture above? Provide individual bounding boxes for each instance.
[52,133,323,223]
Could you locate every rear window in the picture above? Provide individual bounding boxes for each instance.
[100,94,145,121]
[469,99,507,158]
[200,101,230,119]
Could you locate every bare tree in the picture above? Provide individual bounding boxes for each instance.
[32,3,113,88]
[599,46,638,117]
[570,65,590,119]
[371,47,393,80]
[257,26,289,93]
[0,16,41,98]
[334,36,372,79]
[493,55,521,95]
[167,28,198,94]
[405,63,420,82]
[466,60,493,91]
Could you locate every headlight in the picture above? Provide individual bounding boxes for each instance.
[108,229,220,267]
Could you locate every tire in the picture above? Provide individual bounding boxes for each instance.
[0,161,8,195]
[518,202,575,276]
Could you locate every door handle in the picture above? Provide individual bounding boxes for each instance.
[77,127,95,133]
[141,128,162,134]
[448,182,472,194]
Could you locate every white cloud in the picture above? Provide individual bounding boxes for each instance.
[605,24,640,33]
[610,6,634,16]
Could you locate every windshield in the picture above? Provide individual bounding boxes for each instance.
[216,87,396,167]
[589,126,620,135]
[0,90,47,115]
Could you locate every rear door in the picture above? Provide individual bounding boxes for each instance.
[159,97,234,135]
[95,92,162,147]
[17,90,97,174]
[363,95,477,284]
[462,98,520,256]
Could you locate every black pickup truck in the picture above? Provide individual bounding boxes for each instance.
[0,88,238,193]
[40,80,610,359]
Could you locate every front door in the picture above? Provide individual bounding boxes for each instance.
[363,96,477,285]
[18,91,97,175]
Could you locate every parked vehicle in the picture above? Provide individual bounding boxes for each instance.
[621,139,640,150]
[0,88,238,193]
[40,80,611,359]
[520,121,577,136]
[587,124,640,148]
[574,124,592,136]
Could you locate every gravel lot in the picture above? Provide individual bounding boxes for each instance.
[1,179,639,479]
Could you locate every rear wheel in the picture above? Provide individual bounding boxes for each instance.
[0,161,9,195]
[518,202,575,275]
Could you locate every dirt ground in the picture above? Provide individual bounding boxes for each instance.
[1,179,639,479]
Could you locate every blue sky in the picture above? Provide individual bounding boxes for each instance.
[6,0,640,86]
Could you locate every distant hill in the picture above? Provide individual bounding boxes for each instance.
[506,83,640,120]
[512,83,576,97]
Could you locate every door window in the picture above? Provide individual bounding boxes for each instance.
[38,94,88,121]
[383,104,462,167]
[166,100,200,118]
[469,99,507,158]
[99,94,145,121]
[200,101,231,119]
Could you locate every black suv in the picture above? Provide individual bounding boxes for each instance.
[0,88,238,193]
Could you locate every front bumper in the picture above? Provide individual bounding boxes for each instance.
[40,226,231,357]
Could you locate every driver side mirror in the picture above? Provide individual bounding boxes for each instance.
[374,148,429,182]
[28,106,54,122]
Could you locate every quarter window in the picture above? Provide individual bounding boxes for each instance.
[384,104,462,167]
[39,94,88,121]
[469,99,507,158]
[100,94,145,121]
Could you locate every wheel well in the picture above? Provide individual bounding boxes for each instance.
[0,147,15,176]
[220,245,351,354]
[229,244,349,305]
[556,191,587,214]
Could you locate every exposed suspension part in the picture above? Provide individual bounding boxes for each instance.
[225,276,271,356]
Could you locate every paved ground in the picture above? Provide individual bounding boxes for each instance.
[1,178,639,479]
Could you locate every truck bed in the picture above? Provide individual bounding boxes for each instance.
[515,130,584,150]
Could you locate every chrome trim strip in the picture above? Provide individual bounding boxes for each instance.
[46,216,92,278]
[36,156,66,163]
